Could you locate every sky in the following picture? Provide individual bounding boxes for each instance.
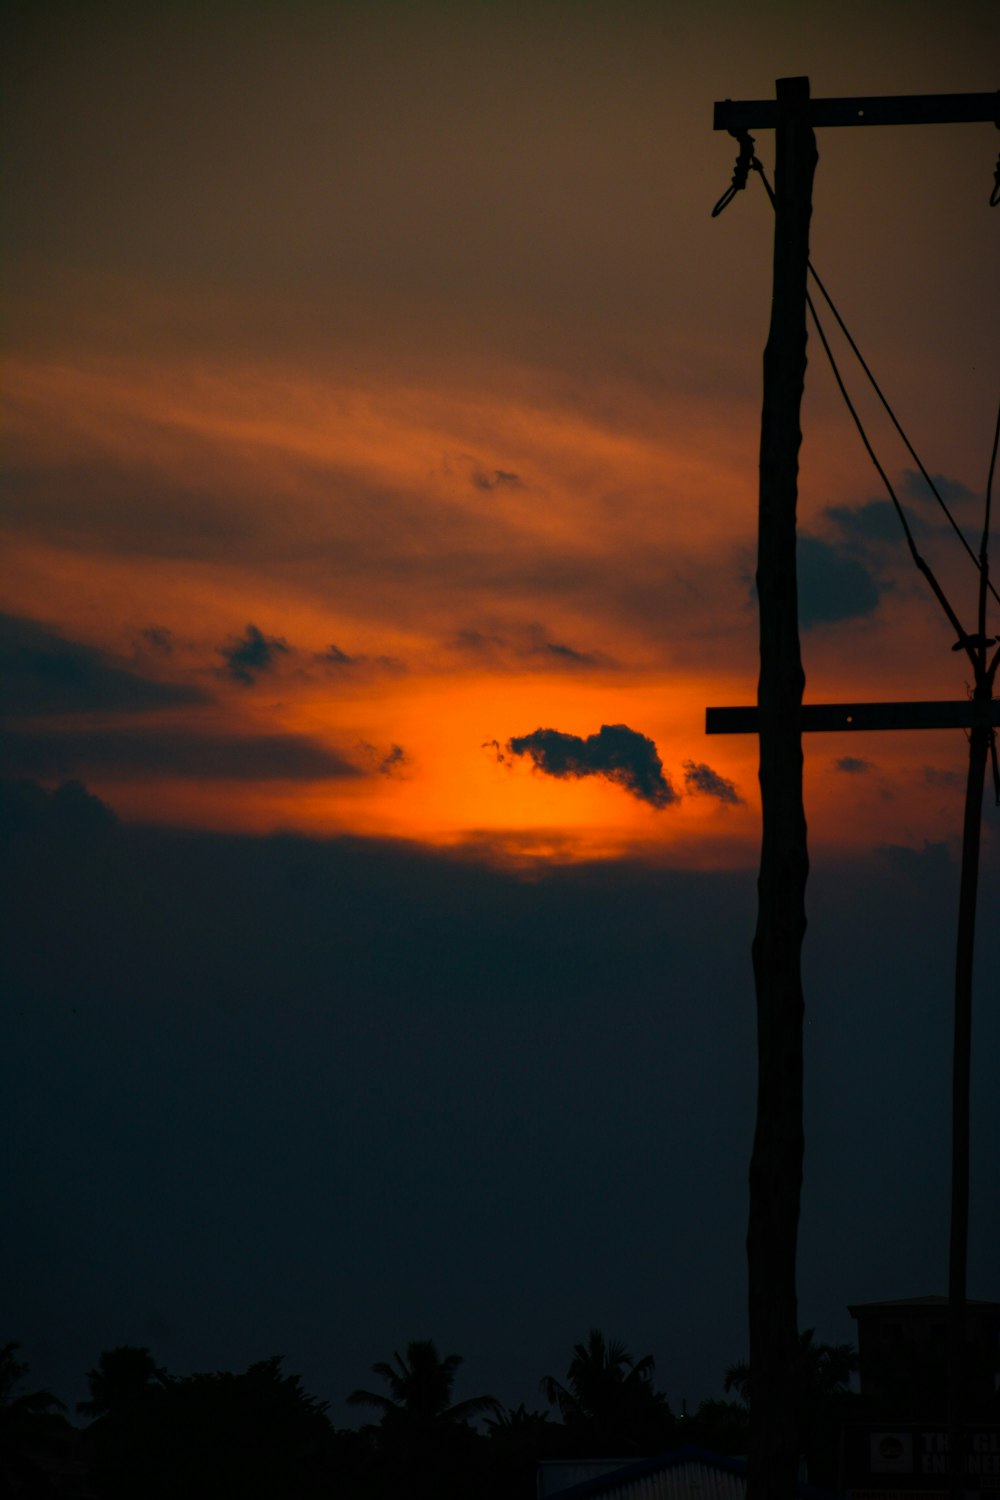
[2,0,999,1426]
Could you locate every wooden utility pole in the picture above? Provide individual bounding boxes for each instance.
[745,73,814,1500]
[711,79,999,1500]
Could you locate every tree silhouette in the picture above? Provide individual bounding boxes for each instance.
[348,1340,499,1500]
[0,1343,71,1497]
[78,1347,172,1498]
[725,1328,858,1487]
[679,1396,751,1456]
[483,1403,569,1498]
[78,1345,169,1419]
[78,1350,336,1498]
[348,1338,499,1427]
[162,1356,334,1498]
[541,1329,673,1455]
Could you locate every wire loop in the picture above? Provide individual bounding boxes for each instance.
[711,129,757,217]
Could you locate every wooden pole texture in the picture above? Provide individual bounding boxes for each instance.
[746,75,817,1500]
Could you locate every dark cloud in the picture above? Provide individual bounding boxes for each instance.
[544,641,603,667]
[219,624,291,685]
[472,468,523,491]
[506,723,677,807]
[450,623,614,672]
[923,766,964,790]
[481,738,508,765]
[317,643,354,666]
[682,760,744,805]
[796,535,883,628]
[900,470,976,511]
[355,740,410,777]
[825,500,910,547]
[0,777,118,841]
[835,756,874,775]
[139,625,175,654]
[314,644,406,676]
[378,744,407,777]
[0,727,363,782]
[0,612,204,717]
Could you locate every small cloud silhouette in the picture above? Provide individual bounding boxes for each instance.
[318,643,354,666]
[219,624,291,685]
[835,756,874,775]
[139,625,175,654]
[482,738,509,765]
[506,724,677,807]
[923,766,964,789]
[314,644,406,677]
[682,760,744,805]
[544,641,604,667]
[472,468,523,491]
[378,744,407,777]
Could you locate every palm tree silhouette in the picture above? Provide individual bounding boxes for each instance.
[347,1339,499,1427]
[541,1329,671,1454]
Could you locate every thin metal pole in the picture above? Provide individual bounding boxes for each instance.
[747,75,816,1500]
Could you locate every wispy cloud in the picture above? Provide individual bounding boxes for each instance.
[449,622,616,672]
[900,469,976,511]
[1,612,203,716]
[825,499,912,548]
[378,744,407,777]
[0,726,364,782]
[219,624,291,685]
[314,644,406,676]
[472,468,523,492]
[835,756,874,775]
[682,760,743,805]
[138,624,175,654]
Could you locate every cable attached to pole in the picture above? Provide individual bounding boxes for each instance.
[803,290,978,667]
[711,129,758,217]
[712,141,1000,616]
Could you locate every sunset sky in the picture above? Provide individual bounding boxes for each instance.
[3,0,999,1425]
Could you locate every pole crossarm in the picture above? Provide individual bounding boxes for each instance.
[714,90,999,132]
[706,699,1000,734]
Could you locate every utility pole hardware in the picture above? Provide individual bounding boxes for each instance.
[710,78,999,1500]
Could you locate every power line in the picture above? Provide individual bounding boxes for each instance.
[713,134,1000,614]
